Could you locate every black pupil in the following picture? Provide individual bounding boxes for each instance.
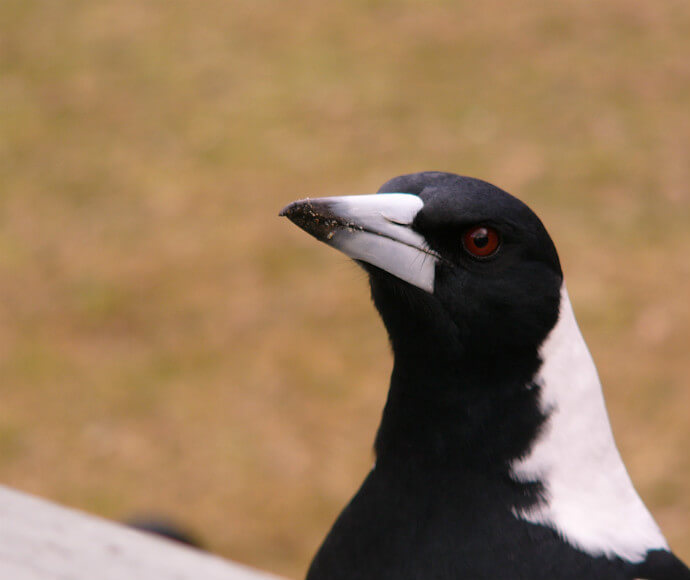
[473,229,489,248]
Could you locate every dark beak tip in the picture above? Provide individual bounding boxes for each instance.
[279,198,336,241]
[279,200,305,219]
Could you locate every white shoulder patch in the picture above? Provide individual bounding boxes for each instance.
[511,285,668,562]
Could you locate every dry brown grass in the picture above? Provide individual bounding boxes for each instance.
[1,0,689,577]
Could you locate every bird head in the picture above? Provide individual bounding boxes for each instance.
[281,171,563,381]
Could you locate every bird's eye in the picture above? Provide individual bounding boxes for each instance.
[462,226,500,258]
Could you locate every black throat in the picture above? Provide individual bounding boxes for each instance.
[369,271,549,482]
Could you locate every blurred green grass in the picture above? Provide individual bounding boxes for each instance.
[1,0,689,577]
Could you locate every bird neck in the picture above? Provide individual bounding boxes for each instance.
[371,282,547,476]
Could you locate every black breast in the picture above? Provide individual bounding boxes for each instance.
[306,463,648,580]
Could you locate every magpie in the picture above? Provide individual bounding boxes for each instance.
[280,172,690,580]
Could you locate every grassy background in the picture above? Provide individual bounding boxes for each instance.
[1,0,689,576]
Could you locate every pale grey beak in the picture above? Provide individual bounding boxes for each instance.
[280,193,438,293]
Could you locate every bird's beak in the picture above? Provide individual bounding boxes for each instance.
[280,194,438,293]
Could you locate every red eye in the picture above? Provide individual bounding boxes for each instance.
[462,226,500,258]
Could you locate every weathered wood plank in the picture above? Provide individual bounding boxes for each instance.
[0,485,286,580]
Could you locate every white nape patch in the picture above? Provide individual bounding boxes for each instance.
[511,285,668,563]
[323,194,437,294]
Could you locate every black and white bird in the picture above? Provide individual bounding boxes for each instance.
[280,172,689,580]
